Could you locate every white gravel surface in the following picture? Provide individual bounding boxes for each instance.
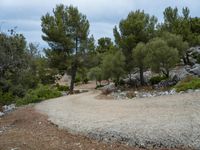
[35,90,200,149]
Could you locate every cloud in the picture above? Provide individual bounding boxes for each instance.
[0,0,199,47]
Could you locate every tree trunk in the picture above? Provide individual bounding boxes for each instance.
[69,62,77,94]
[139,66,145,86]
[186,52,190,65]
[161,69,169,78]
[183,56,187,65]
[69,36,79,94]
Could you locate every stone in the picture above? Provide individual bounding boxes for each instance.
[189,64,200,76]
[170,66,192,81]
[186,89,194,93]
[101,83,116,95]
[0,112,4,117]
[3,104,16,113]
[123,70,153,87]
[126,91,136,99]
[55,73,71,86]
[169,89,176,95]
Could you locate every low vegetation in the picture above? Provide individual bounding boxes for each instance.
[16,85,61,106]
[55,84,69,91]
[150,76,168,85]
[175,76,200,92]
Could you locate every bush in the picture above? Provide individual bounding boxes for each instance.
[75,76,81,83]
[16,85,61,106]
[56,84,69,91]
[150,76,168,85]
[82,78,89,84]
[175,76,200,92]
[0,91,15,105]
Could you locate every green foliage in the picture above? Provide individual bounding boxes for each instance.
[55,84,69,91]
[0,33,43,105]
[16,85,61,106]
[82,78,89,84]
[159,7,200,47]
[114,10,157,75]
[133,42,147,85]
[175,76,200,92]
[75,75,81,83]
[146,38,179,77]
[149,76,168,85]
[101,50,125,85]
[160,32,189,59]
[96,37,113,53]
[88,67,103,84]
[41,4,92,92]
[0,90,15,105]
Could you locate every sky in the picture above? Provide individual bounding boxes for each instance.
[0,0,200,48]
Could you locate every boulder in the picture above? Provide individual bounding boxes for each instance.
[123,70,153,86]
[101,83,116,95]
[3,104,16,113]
[189,64,200,76]
[155,79,177,89]
[187,46,200,64]
[170,66,193,81]
[56,73,71,86]
[0,112,4,117]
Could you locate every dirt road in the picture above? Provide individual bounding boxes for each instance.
[1,106,142,150]
[35,90,200,149]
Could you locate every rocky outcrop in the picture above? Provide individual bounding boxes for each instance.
[187,46,200,65]
[170,66,193,81]
[123,71,153,86]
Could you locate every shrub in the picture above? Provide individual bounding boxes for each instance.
[150,76,168,85]
[56,84,69,91]
[82,78,89,84]
[0,91,15,105]
[175,76,200,92]
[16,85,61,106]
[75,76,81,83]
[118,79,125,86]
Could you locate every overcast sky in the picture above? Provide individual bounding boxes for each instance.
[0,0,199,48]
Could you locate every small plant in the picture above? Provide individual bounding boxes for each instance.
[175,76,200,92]
[16,85,61,106]
[149,76,168,85]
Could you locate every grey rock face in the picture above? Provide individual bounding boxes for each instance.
[3,104,16,113]
[189,64,200,76]
[187,46,200,64]
[123,71,153,86]
[170,66,192,81]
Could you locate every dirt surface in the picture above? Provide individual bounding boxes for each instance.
[36,90,200,149]
[0,106,145,150]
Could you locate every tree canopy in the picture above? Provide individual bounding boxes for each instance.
[41,4,91,92]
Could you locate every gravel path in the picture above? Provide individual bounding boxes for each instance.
[35,90,200,149]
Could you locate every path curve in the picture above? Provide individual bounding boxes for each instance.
[35,90,200,149]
